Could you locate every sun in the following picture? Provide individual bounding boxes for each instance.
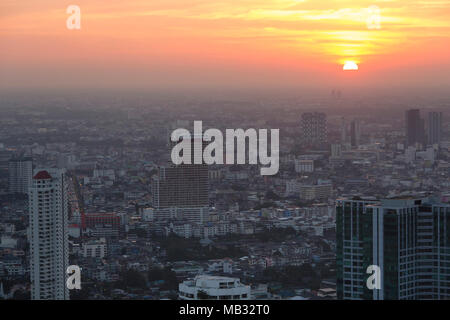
[343,61,358,71]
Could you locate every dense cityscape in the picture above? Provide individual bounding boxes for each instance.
[0,91,448,300]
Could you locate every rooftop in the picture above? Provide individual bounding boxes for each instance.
[33,170,52,180]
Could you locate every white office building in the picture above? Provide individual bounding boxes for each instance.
[29,169,69,300]
[82,238,107,258]
[179,275,250,300]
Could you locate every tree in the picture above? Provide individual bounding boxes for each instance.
[254,202,274,210]
[265,190,281,201]
[70,285,91,300]
[12,290,30,300]
[121,269,147,289]
[197,290,210,300]
[147,267,178,290]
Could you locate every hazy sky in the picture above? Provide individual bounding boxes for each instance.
[1,0,449,91]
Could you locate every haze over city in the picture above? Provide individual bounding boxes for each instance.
[0,0,450,307]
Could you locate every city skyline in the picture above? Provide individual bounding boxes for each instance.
[1,101,447,300]
[0,0,449,305]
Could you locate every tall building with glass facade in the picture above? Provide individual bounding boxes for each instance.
[405,109,425,147]
[337,196,450,300]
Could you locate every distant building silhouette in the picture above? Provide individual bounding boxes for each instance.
[300,112,327,145]
[350,120,361,148]
[427,111,443,146]
[405,109,425,147]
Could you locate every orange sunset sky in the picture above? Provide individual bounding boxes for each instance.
[1,0,449,90]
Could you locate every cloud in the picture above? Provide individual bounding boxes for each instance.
[0,0,449,89]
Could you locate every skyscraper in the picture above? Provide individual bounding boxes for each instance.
[350,120,361,148]
[0,149,13,175]
[428,111,443,146]
[153,165,209,209]
[152,134,209,224]
[340,117,347,144]
[8,157,33,194]
[300,112,327,145]
[336,196,450,300]
[331,144,342,158]
[29,169,69,300]
[405,109,425,147]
